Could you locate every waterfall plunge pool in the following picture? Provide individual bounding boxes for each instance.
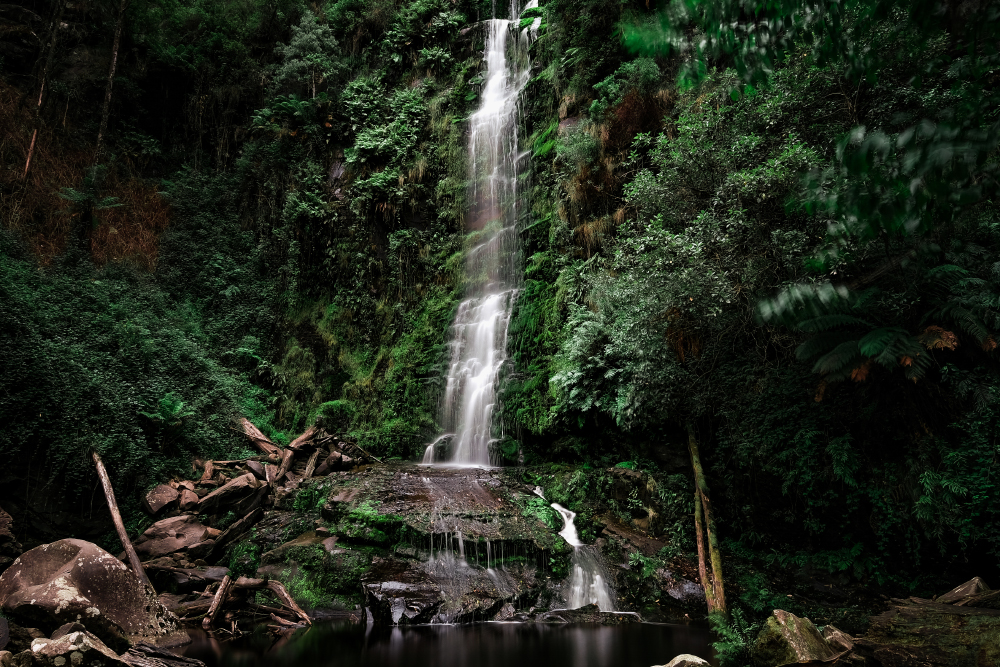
[183,620,719,667]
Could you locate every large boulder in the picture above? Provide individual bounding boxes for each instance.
[752,610,847,666]
[133,516,209,560]
[0,540,175,651]
[197,474,260,514]
[140,487,177,517]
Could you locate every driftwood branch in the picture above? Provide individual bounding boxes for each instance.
[202,575,232,629]
[92,452,154,592]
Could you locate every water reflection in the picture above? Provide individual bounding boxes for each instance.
[184,621,718,667]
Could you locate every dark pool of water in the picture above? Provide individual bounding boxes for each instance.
[183,621,718,667]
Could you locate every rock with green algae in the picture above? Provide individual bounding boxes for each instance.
[751,609,846,666]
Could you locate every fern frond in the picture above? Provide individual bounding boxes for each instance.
[795,330,857,361]
[858,327,909,357]
[797,314,873,332]
[927,302,990,344]
[812,340,861,376]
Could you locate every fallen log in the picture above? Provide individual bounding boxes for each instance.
[269,613,304,628]
[275,449,295,485]
[855,598,1000,666]
[239,418,282,461]
[232,577,311,625]
[208,507,263,559]
[121,643,206,667]
[202,575,233,629]
[303,449,321,479]
[288,426,317,451]
[92,451,155,592]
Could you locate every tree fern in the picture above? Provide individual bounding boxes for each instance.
[812,340,862,378]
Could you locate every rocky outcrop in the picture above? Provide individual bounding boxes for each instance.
[0,507,22,572]
[752,610,848,666]
[535,604,641,625]
[0,540,175,651]
[362,558,443,625]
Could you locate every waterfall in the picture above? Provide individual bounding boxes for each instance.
[429,3,534,467]
[551,503,616,611]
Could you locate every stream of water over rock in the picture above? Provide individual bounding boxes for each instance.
[551,503,616,612]
[424,1,534,467]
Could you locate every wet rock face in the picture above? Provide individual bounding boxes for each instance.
[363,558,442,625]
[0,540,175,651]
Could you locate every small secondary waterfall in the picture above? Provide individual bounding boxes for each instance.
[425,2,534,467]
[551,503,616,611]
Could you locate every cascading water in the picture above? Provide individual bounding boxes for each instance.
[426,2,534,467]
[551,503,616,611]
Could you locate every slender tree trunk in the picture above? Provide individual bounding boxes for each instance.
[693,488,715,613]
[687,424,727,616]
[23,0,67,179]
[94,0,130,164]
[92,451,155,592]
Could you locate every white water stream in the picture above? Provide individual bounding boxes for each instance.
[552,503,616,611]
[423,2,534,467]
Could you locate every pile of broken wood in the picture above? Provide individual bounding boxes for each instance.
[102,419,375,635]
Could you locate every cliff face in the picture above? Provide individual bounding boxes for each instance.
[2,0,1000,636]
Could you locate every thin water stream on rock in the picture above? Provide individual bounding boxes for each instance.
[425,1,533,467]
[552,503,616,611]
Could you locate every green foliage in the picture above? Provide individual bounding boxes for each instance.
[522,496,560,531]
[273,10,341,94]
[229,537,262,578]
[589,58,660,119]
[710,609,761,667]
[139,392,196,429]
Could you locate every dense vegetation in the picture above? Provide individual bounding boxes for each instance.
[1,0,999,653]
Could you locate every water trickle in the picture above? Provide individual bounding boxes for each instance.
[552,503,616,611]
[429,2,535,467]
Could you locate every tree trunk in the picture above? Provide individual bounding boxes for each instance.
[23,0,67,180]
[92,451,155,592]
[687,424,727,616]
[693,488,715,613]
[202,574,232,629]
[94,0,130,164]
